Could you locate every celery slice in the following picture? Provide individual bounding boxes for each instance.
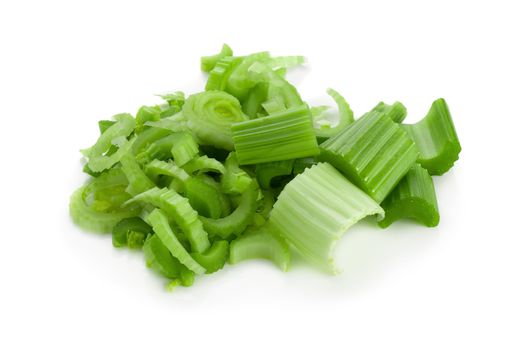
[170,132,198,166]
[229,225,290,271]
[120,151,155,196]
[143,234,182,279]
[144,112,187,133]
[144,159,189,190]
[370,101,407,123]
[136,105,161,132]
[200,185,258,239]
[268,56,306,70]
[157,91,185,108]
[128,187,210,253]
[320,111,419,202]
[402,98,461,175]
[132,127,171,155]
[314,88,354,139]
[112,217,152,248]
[220,152,253,194]
[201,44,233,73]
[146,209,206,274]
[191,240,229,273]
[183,155,226,175]
[205,56,242,91]
[183,91,249,150]
[379,164,439,228]
[256,159,294,189]
[242,82,269,117]
[184,176,224,219]
[232,104,319,165]
[268,163,384,273]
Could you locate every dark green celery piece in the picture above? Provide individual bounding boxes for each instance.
[242,82,269,118]
[98,120,116,134]
[184,176,223,219]
[292,158,316,175]
[256,160,294,189]
[143,234,195,286]
[402,98,461,175]
[220,152,253,194]
[229,225,290,271]
[191,240,229,273]
[319,111,419,202]
[183,155,226,175]
[232,104,319,165]
[370,101,407,123]
[112,217,152,248]
[129,187,210,254]
[198,174,231,217]
[200,185,258,239]
[201,44,233,73]
[379,164,439,228]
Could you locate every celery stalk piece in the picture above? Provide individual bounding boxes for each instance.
[402,98,461,175]
[220,152,253,194]
[200,185,258,239]
[157,91,185,108]
[132,127,172,155]
[256,160,294,189]
[261,95,286,114]
[98,120,116,133]
[379,164,439,228]
[229,225,290,271]
[146,209,206,275]
[143,234,182,279]
[225,52,272,101]
[205,56,243,91]
[144,159,190,191]
[182,155,226,175]
[128,187,210,253]
[120,151,155,196]
[319,111,419,202]
[201,44,233,73]
[242,82,269,118]
[183,91,249,150]
[143,112,188,133]
[81,113,135,172]
[232,104,319,165]
[184,176,224,219]
[314,88,354,139]
[267,56,306,70]
[369,101,407,123]
[268,163,384,273]
[191,240,229,273]
[170,132,199,166]
[135,105,161,132]
[112,217,152,248]
[198,174,232,217]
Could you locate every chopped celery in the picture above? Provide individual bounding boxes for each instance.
[120,151,155,196]
[144,159,190,190]
[268,56,306,70]
[268,163,384,273]
[183,155,226,175]
[128,187,210,253]
[232,104,319,165]
[184,176,224,219]
[170,132,199,166]
[132,127,172,155]
[183,91,249,150]
[112,217,152,248]
[229,225,290,271]
[205,56,242,91]
[314,88,354,139]
[143,234,182,279]
[370,101,407,123]
[379,164,440,228]
[98,120,116,134]
[144,112,187,132]
[242,82,269,117]
[319,111,419,202]
[256,159,294,189]
[201,44,233,73]
[220,152,253,194]
[157,91,185,108]
[402,98,461,175]
[136,105,161,131]
[146,209,206,275]
[191,240,229,273]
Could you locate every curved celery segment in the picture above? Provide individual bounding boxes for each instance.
[314,88,354,139]
[200,185,258,239]
[183,155,226,175]
[232,104,319,165]
[256,160,294,189]
[191,240,229,273]
[170,132,198,166]
[184,176,224,219]
[402,98,461,175]
[144,112,188,133]
[183,91,248,150]
[379,164,439,228]
[205,56,242,92]
[268,56,306,70]
[132,127,171,155]
[129,187,210,254]
[146,209,206,275]
[158,91,185,108]
[98,120,116,133]
[268,163,384,273]
[225,52,272,100]
[136,105,161,132]
[370,101,407,123]
[120,151,155,196]
[198,174,231,217]
[220,152,253,194]
[242,82,269,117]
[320,111,419,202]
[112,217,152,248]
[201,44,233,73]
[81,113,135,172]
[229,226,290,271]
[137,132,187,164]
[261,96,286,114]
[143,234,181,279]
[144,159,189,190]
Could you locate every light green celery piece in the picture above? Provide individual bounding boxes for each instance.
[267,56,306,70]
[198,174,231,217]
[319,111,419,202]
[401,98,461,175]
[132,127,172,155]
[225,52,272,101]
[314,88,354,139]
[98,120,116,133]
[183,155,226,175]
[143,234,182,279]
[144,112,188,133]
[201,44,233,73]
[146,209,206,275]
[229,225,290,271]
[157,91,185,108]
[256,160,294,189]
[184,176,224,219]
[145,159,190,190]
[232,104,319,165]
[184,91,249,150]
[242,82,269,118]
[112,217,152,248]
[379,163,439,228]
[310,106,331,122]
[128,187,210,253]
[136,105,161,131]
[81,113,135,172]
[370,101,407,123]
[170,132,199,166]
[120,151,155,196]
[190,240,229,273]
[205,56,243,91]
[220,152,253,194]
[268,163,384,273]
[261,95,286,114]
[200,185,258,239]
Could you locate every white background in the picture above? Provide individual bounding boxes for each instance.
[1,1,524,349]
